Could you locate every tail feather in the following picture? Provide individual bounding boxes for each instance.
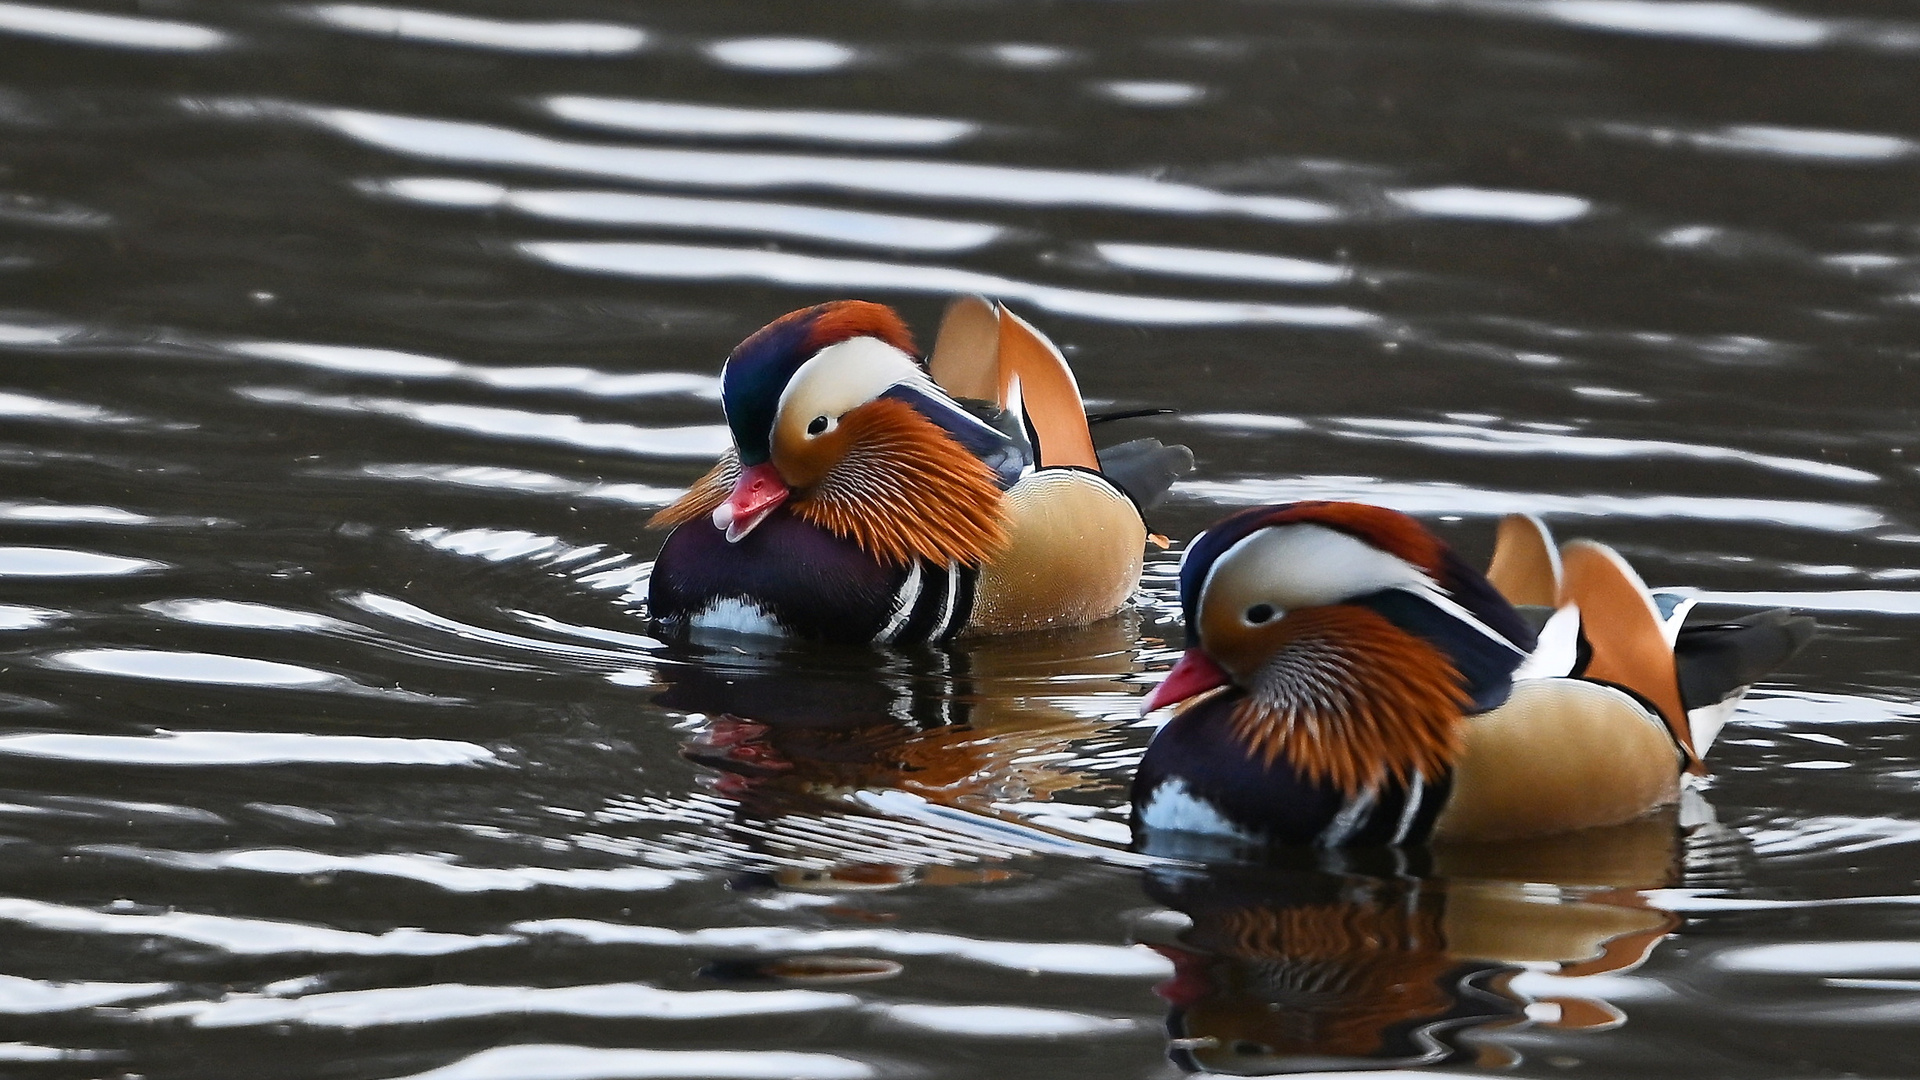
[1095,438,1194,511]
[1674,607,1816,712]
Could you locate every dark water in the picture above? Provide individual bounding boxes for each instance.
[1,1,1917,1077]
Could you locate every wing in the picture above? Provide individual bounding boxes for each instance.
[1559,540,1700,774]
[1487,513,1561,609]
[926,296,1101,470]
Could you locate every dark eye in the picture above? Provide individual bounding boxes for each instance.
[806,415,829,436]
[1245,603,1276,624]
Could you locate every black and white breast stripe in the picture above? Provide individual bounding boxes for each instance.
[874,561,978,646]
[1313,773,1449,847]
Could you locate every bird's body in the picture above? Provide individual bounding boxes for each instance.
[649,297,1188,644]
[1133,502,1813,848]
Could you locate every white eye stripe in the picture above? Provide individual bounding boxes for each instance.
[1199,524,1432,636]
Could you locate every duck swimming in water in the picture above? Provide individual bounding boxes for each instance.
[1133,502,1813,847]
[649,296,1190,644]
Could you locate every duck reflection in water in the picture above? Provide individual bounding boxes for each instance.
[1135,808,1744,1074]
[653,615,1143,886]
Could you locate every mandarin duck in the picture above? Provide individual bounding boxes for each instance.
[649,297,1191,644]
[1132,502,1814,847]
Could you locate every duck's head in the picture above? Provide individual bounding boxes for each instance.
[677,300,1009,566]
[1143,502,1536,793]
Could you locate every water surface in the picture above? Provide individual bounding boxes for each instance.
[0,0,1916,1076]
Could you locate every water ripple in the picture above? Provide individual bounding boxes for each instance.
[1594,121,1918,162]
[1686,589,1920,615]
[0,975,169,1014]
[0,1,226,51]
[44,648,348,689]
[1387,186,1592,223]
[545,96,976,147]
[1094,81,1207,107]
[0,390,128,423]
[237,385,729,458]
[356,462,682,506]
[369,178,1005,253]
[299,4,647,55]
[143,599,351,633]
[232,339,718,398]
[514,919,1170,977]
[1179,475,1889,530]
[0,547,164,577]
[0,897,512,956]
[241,103,1340,222]
[1322,415,1879,483]
[397,1046,874,1080]
[86,844,680,894]
[522,241,1378,327]
[0,604,59,630]
[704,37,858,74]
[148,981,855,1029]
[1094,242,1350,285]
[0,730,493,766]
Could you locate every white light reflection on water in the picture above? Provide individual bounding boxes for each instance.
[300,4,647,54]
[356,462,683,506]
[521,241,1377,327]
[0,2,226,51]
[1179,475,1888,530]
[0,604,59,630]
[0,1043,109,1063]
[1536,0,1828,46]
[875,1002,1136,1037]
[259,105,1339,221]
[1733,690,1920,726]
[0,897,514,956]
[1594,121,1918,162]
[0,390,124,422]
[43,648,344,688]
[396,1046,875,1080]
[1094,242,1350,285]
[1371,0,1833,48]
[0,547,163,577]
[1388,186,1592,222]
[84,845,680,894]
[0,975,170,1014]
[0,730,494,766]
[1095,80,1207,106]
[1716,941,1920,975]
[514,919,1173,978]
[143,599,350,633]
[142,981,855,1028]
[236,385,730,459]
[1323,415,1879,483]
[1685,589,1920,614]
[704,37,858,73]
[546,97,976,147]
[0,502,160,525]
[369,178,1004,253]
[231,340,719,398]
[984,42,1074,68]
